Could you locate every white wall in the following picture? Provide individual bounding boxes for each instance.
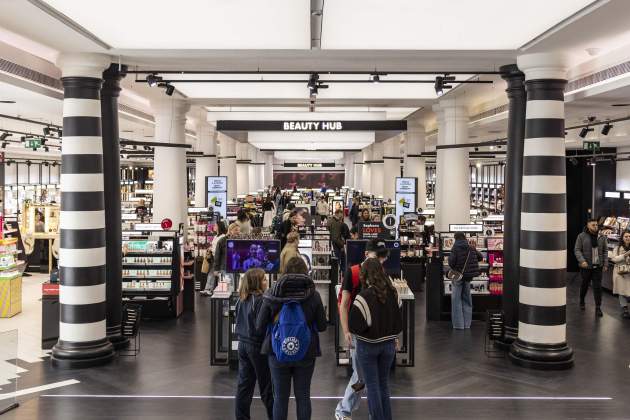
[617,147,630,190]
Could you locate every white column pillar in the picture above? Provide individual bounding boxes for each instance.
[434,99,470,232]
[383,137,400,201]
[354,151,363,191]
[265,153,274,188]
[362,145,372,194]
[405,121,427,210]
[236,142,250,196]
[247,145,257,193]
[344,153,354,188]
[256,149,266,191]
[219,134,237,201]
[152,97,190,230]
[193,118,218,207]
[371,142,384,197]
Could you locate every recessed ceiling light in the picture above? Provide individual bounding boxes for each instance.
[611,103,630,107]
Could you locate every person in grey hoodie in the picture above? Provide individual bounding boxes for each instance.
[574,218,608,317]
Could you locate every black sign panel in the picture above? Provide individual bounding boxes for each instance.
[217,120,407,132]
[358,221,392,240]
[283,162,336,168]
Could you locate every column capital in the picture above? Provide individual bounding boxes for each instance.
[517,52,569,81]
[151,97,190,120]
[438,98,468,121]
[406,119,425,134]
[56,52,111,78]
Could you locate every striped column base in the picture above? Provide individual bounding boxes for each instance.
[493,326,518,351]
[52,338,115,368]
[509,339,573,370]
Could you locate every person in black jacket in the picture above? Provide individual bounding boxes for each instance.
[234,268,273,420]
[349,197,360,227]
[279,207,307,249]
[349,258,402,420]
[256,257,327,420]
[447,232,483,330]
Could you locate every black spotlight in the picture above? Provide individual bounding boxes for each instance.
[308,73,320,94]
[1,141,8,149]
[601,122,613,135]
[44,146,49,152]
[43,161,49,167]
[26,160,32,167]
[146,74,161,87]
[52,161,58,167]
[43,126,51,136]
[20,136,25,143]
[165,83,175,96]
[57,129,62,137]
[370,74,380,83]
[579,127,592,138]
[434,76,444,96]
[569,157,578,166]
[0,132,9,141]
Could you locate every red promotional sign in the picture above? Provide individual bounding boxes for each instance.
[161,218,173,230]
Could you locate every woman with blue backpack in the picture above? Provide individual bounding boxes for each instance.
[234,268,274,420]
[256,256,327,420]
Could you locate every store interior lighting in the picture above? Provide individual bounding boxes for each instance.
[601,122,613,135]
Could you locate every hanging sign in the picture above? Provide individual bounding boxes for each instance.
[206,176,228,219]
[583,141,600,152]
[358,221,391,239]
[395,177,418,233]
[449,224,483,233]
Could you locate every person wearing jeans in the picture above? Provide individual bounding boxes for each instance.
[335,336,364,418]
[574,219,609,317]
[349,258,402,420]
[447,232,483,329]
[267,358,315,420]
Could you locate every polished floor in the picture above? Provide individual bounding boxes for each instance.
[2,274,630,419]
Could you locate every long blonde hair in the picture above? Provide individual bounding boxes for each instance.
[239,268,266,300]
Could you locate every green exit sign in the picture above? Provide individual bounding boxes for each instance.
[25,138,42,149]
[583,141,600,152]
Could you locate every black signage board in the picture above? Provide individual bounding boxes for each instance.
[217,120,407,132]
[358,221,392,240]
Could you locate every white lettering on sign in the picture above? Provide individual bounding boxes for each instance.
[282,121,343,131]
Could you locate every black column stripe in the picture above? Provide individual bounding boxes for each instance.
[60,302,106,324]
[525,119,564,139]
[519,303,566,326]
[60,266,106,287]
[62,77,102,99]
[521,193,566,213]
[61,192,105,211]
[525,80,566,101]
[62,154,103,174]
[519,267,567,288]
[520,230,566,251]
[523,156,566,176]
[63,116,101,137]
[60,228,106,249]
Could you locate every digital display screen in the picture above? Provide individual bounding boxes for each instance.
[345,240,401,275]
[226,240,281,273]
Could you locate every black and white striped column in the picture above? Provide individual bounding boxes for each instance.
[509,53,573,370]
[52,54,114,368]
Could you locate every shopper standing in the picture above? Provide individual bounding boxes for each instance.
[234,268,274,420]
[447,232,482,329]
[200,221,228,296]
[279,232,300,274]
[316,196,330,224]
[256,257,327,420]
[349,197,360,227]
[610,230,630,318]
[336,239,389,420]
[210,222,240,286]
[349,258,402,420]
[328,209,350,273]
[262,196,275,228]
[279,207,307,249]
[574,219,608,316]
[236,209,253,235]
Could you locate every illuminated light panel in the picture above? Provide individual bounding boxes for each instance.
[42,0,310,49]
[322,0,597,50]
[249,132,374,150]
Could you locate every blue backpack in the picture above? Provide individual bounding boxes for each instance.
[271,301,311,363]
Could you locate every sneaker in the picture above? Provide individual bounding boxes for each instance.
[335,414,351,420]
[596,307,603,317]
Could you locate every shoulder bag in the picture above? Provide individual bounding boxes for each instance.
[446,248,471,283]
[617,247,630,275]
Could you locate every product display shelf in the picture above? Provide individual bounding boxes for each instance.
[0,236,22,317]
[426,232,501,322]
[122,236,182,318]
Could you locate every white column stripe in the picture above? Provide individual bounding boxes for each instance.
[62,137,103,155]
[518,322,566,345]
[522,176,566,194]
[63,98,101,118]
[59,320,106,342]
[519,285,566,307]
[59,247,106,268]
[521,212,566,232]
[60,284,106,305]
[520,249,566,270]
[60,210,105,230]
[60,174,104,192]
[525,100,564,120]
[523,138,565,157]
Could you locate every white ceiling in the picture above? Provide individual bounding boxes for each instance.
[322,0,597,50]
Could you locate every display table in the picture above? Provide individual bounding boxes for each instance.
[0,238,22,318]
[334,284,416,369]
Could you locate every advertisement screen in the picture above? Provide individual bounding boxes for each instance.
[396,177,417,193]
[226,240,281,273]
[345,240,401,275]
[207,176,227,193]
[395,192,416,224]
[207,192,227,219]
